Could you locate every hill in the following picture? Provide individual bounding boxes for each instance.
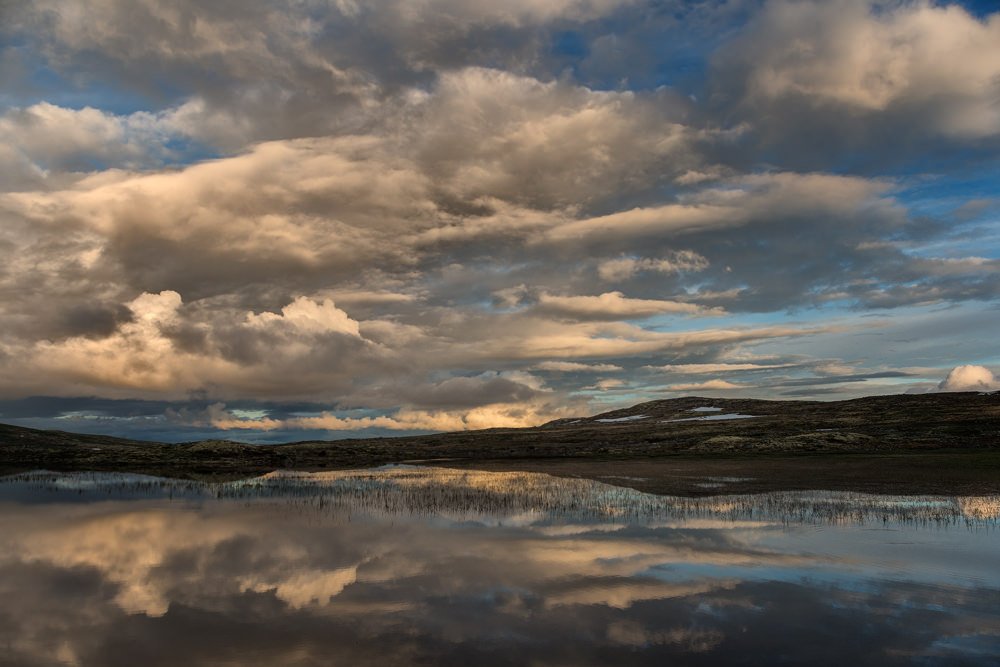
[1,392,999,494]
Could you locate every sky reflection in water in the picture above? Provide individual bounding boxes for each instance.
[1,466,998,666]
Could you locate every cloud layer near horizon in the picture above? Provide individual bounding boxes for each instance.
[0,0,998,440]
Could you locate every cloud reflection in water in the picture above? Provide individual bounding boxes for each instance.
[0,466,998,666]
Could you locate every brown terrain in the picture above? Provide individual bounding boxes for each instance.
[1,392,998,496]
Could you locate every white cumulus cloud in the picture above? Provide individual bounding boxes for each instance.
[938,365,998,391]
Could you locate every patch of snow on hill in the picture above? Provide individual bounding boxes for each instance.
[595,414,649,423]
[665,413,758,422]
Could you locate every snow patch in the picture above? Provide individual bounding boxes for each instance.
[665,413,758,422]
[690,406,723,412]
[595,414,649,423]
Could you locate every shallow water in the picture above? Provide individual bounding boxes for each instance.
[1,466,998,666]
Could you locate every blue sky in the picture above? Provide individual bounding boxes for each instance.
[0,0,998,442]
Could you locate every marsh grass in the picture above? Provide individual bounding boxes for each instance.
[3,466,998,529]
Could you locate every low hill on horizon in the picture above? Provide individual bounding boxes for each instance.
[1,391,997,463]
[3,391,999,495]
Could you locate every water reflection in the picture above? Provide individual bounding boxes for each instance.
[0,467,998,666]
[6,466,1000,527]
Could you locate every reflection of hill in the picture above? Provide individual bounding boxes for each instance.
[4,467,1000,529]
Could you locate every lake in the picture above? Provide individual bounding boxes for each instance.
[1,466,998,666]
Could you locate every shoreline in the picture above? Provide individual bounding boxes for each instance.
[429,450,1000,497]
[2,393,998,496]
[4,449,1000,498]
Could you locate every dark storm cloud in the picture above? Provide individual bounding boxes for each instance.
[53,302,134,339]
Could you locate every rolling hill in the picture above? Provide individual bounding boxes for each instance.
[2,392,998,494]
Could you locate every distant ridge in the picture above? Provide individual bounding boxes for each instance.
[546,392,1000,426]
[1,392,998,480]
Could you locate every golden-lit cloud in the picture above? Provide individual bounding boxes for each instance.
[535,291,722,320]
[664,380,746,391]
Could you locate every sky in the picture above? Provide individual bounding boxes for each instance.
[0,0,999,443]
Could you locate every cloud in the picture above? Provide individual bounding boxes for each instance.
[664,379,744,391]
[543,171,900,246]
[5,0,380,147]
[534,291,721,320]
[731,1,994,114]
[365,372,549,410]
[598,251,709,282]
[205,401,578,432]
[164,369,582,432]
[323,290,417,307]
[29,290,195,392]
[12,292,387,398]
[533,361,623,372]
[711,0,1000,168]
[2,0,651,157]
[386,0,636,27]
[472,321,834,362]
[813,363,858,376]
[245,297,361,337]
[938,365,999,391]
[0,68,702,303]
[590,378,626,391]
[648,363,797,374]
[403,67,698,210]
[768,371,913,388]
[2,135,434,299]
[0,103,182,185]
[1,0,998,434]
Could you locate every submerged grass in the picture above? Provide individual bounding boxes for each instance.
[4,467,999,530]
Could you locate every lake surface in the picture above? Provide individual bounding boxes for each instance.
[1,466,998,666]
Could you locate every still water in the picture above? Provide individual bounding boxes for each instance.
[1,466,998,666]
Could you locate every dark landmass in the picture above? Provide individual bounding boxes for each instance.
[2,392,999,496]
